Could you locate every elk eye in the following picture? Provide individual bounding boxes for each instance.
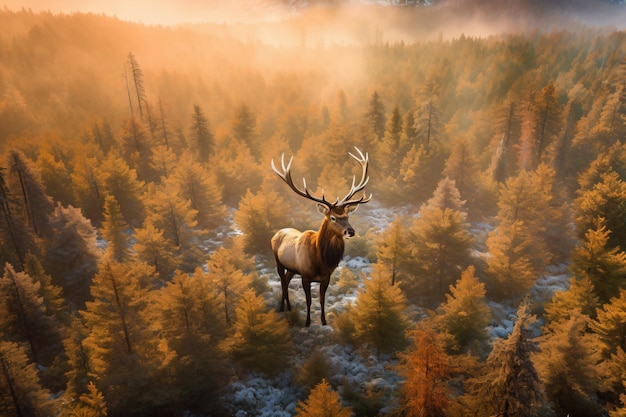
[330,216,337,222]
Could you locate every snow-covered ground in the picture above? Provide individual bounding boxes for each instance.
[219,207,572,416]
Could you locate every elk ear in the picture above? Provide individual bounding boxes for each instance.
[317,203,330,215]
[344,204,359,214]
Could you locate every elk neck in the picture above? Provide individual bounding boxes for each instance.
[313,217,345,272]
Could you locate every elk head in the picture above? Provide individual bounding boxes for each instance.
[271,147,372,238]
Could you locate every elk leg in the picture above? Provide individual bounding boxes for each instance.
[302,277,312,327]
[283,270,295,311]
[276,258,288,312]
[319,278,330,326]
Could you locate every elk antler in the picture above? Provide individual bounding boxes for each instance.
[271,153,337,209]
[271,147,371,209]
[338,147,372,207]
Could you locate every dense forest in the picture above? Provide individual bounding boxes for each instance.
[0,4,626,417]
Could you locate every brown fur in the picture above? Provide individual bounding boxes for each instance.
[272,211,349,326]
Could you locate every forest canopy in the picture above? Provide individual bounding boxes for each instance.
[0,4,625,417]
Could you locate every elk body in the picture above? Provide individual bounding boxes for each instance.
[271,148,371,326]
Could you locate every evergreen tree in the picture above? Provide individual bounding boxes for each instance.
[575,171,626,253]
[81,261,167,415]
[148,144,177,180]
[231,103,258,155]
[43,203,100,308]
[62,315,91,400]
[436,266,491,355]
[36,149,74,206]
[126,52,146,119]
[100,195,132,263]
[485,220,542,300]
[544,276,599,322]
[152,270,228,413]
[464,303,545,417]
[442,139,482,214]
[7,150,54,237]
[71,153,104,225]
[350,266,408,354]
[133,224,177,279]
[119,117,152,181]
[97,153,145,226]
[534,310,608,416]
[0,341,55,417]
[295,379,352,417]
[233,185,287,258]
[229,290,294,376]
[190,105,214,162]
[0,263,51,364]
[0,166,34,268]
[143,182,203,272]
[398,322,458,417]
[365,91,386,141]
[169,152,227,229]
[375,216,412,286]
[204,246,251,326]
[405,180,473,305]
[78,381,108,417]
[593,288,626,356]
[570,217,626,303]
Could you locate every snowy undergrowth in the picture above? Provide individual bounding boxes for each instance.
[224,256,400,416]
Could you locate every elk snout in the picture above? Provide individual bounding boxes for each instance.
[344,227,355,238]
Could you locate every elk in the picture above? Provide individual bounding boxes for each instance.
[271,147,371,326]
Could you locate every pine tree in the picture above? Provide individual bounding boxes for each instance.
[100,195,132,263]
[375,216,412,286]
[126,52,146,119]
[97,152,145,226]
[7,150,54,237]
[73,381,107,417]
[405,180,473,305]
[0,166,34,268]
[230,290,294,376]
[0,341,55,417]
[233,185,287,258]
[485,220,542,300]
[398,322,458,417]
[575,170,626,252]
[36,149,74,206]
[119,117,152,181]
[0,263,49,364]
[443,139,483,215]
[231,103,258,156]
[151,270,228,413]
[534,310,608,416]
[169,152,227,229]
[365,91,386,141]
[464,303,545,417]
[133,224,177,280]
[295,379,352,417]
[570,217,626,303]
[148,144,177,180]
[436,266,491,355]
[190,105,214,162]
[81,261,167,415]
[143,182,203,272]
[70,153,104,225]
[350,266,408,354]
[544,276,599,322]
[593,288,626,356]
[204,246,251,326]
[43,203,100,308]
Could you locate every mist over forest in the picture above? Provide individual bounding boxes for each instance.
[0,2,626,417]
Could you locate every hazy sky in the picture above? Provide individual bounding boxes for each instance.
[1,0,290,25]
